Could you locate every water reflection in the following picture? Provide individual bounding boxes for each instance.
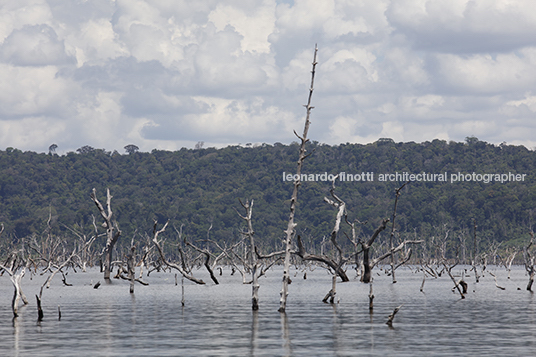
[250,310,258,357]
[280,313,291,357]
[12,316,20,356]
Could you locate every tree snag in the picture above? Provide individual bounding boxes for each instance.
[0,258,28,319]
[360,219,389,284]
[524,232,535,291]
[279,45,318,313]
[388,183,407,283]
[90,188,121,280]
[386,304,403,327]
[151,220,205,285]
[236,199,261,310]
[295,179,350,282]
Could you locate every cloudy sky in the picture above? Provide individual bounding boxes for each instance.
[1,0,536,154]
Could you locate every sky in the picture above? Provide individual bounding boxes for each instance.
[1,0,536,154]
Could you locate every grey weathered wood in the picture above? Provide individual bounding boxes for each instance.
[386,304,403,327]
[279,45,318,313]
[151,220,205,285]
[90,188,121,280]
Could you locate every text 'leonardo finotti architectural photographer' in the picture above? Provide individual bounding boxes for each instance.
[282,171,527,184]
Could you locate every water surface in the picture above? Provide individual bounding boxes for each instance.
[1,266,535,356]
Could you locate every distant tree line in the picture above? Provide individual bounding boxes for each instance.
[0,137,535,255]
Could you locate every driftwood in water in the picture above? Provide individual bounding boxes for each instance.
[488,271,505,290]
[386,304,403,327]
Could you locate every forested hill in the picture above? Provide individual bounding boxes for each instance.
[1,137,535,250]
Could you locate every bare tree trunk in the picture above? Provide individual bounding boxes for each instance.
[361,219,389,283]
[239,199,260,310]
[279,45,318,314]
[0,264,27,319]
[128,246,135,294]
[90,188,121,281]
[386,305,403,327]
[524,232,535,291]
[388,183,407,283]
[472,219,480,283]
[368,282,374,311]
[322,275,337,304]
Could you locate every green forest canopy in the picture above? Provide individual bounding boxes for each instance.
[0,137,534,253]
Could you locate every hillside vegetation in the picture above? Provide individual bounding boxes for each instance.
[0,137,534,253]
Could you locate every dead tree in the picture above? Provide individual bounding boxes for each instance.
[471,219,480,283]
[224,200,281,305]
[0,253,29,318]
[127,245,136,293]
[278,45,318,314]
[151,220,205,285]
[295,181,350,283]
[236,199,261,310]
[388,183,407,283]
[36,247,77,321]
[357,219,390,284]
[184,224,225,285]
[354,183,421,284]
[62,221,97,271]
[524,232,535,291]
[322,275,337,304]
[90,188,121,280]
[386,304,403,328]
[501,248,517,279]
[437,230,466,299]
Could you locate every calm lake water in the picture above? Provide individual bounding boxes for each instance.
[1,265,536,356]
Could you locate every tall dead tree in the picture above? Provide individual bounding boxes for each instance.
[279,45,318,313]
[388,183,407,283]
[237,199,261,310]
[90,188,121,280]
